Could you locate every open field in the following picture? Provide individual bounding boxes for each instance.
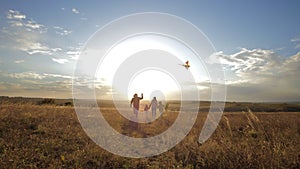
[0,97,299,168]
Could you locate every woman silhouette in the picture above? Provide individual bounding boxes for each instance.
[149,97,158,119]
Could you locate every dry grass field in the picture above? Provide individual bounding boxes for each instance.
[0,97,299,168]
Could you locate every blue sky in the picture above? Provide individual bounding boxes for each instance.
[0,0,300,101]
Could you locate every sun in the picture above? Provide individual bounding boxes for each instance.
[127,68,180,100]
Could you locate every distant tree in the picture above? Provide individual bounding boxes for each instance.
[37,98,55,105]
[64,102,73,106]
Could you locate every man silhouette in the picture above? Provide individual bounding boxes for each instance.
[130,93,143,118]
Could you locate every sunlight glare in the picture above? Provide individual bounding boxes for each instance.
[127,69,180,100]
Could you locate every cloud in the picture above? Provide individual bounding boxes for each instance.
[291,37,300,49]
[0,80,73,98]
[66,50,80,60]
[2,9,78,58]
[9,20,23,27]
[1,27,60,56]
[53,26,72,36]
[72,77,112,99]
[0,82,22,91]
[210,48,283,79]
[18,40,61,55]
[9,72,72,83]
[43,73,72,79]
[9,71,46,79]
[66,46,81,60]
[1,10,62,56]
[2,71,72,80]
[0,71,75,98]
[24,20,45,31]
[291,37,300,42]
[20,41,61,55]
[6,10,26,20]
[14,60,25,64]
[72,8,80,14]
[211,48,300,101]
[52,58,69,64]
[6,10,46,33]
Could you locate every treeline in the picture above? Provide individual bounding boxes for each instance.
[0,96,73,106]
[222,102,300,112]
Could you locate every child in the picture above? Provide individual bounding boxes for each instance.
[158,101,164,115]
[144,104,149,112]
[144,104,150,119]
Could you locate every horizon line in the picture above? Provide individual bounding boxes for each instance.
[1,96,300,103]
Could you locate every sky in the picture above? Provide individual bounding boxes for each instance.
[0,0,300,102]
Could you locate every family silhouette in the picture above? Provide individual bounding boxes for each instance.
[130,94,165,120]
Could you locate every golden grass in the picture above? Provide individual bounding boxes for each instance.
[0,102,299,168]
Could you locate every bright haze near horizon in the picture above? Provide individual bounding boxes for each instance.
[0,0,300,102]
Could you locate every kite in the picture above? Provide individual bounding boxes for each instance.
[179,60,190,70]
